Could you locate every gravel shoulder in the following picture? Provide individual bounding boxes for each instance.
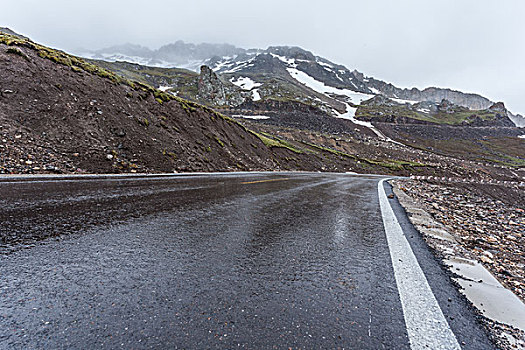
[391,179,525,350]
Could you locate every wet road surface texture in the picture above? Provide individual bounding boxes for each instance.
[0,173,495,349]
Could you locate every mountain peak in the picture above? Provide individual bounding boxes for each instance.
[266,46,316,60]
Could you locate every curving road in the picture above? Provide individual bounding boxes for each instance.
[0,173,495,349]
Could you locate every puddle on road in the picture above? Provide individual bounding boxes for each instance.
[444,257,525,331]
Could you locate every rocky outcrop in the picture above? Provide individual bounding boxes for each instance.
[197,66,246,106]
[198,65,227,105]
[437,99,455,113]
[509,113,525,127]
[488,102,525,127]
[489,102,508,114]
[361,95,399,107]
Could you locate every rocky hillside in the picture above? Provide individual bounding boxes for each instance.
[91,60,250,107]
[2,30,445,176]
[78,42,525,126]
[356,96,515,127]
[1,28,523,180]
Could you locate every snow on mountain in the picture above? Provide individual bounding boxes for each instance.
[230,77,262,90]
[286,67,373,105]
[252,89,261,101]
[391,98,418,105]
[270,53,297,66]
[232,114,270,120]
[80,41,244,72]
[78,41,523,124]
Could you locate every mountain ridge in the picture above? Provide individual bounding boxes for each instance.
[1,27,523,187]
[79,41,525,126]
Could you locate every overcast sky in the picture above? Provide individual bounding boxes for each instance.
[2,0,524,113]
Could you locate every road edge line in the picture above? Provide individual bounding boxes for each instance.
[378,179,461,350]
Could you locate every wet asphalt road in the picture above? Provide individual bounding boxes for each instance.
[0,173,494,349]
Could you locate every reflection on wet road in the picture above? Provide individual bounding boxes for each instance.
[0,173,493,349]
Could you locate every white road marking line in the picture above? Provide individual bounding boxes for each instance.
[378,179,461,350]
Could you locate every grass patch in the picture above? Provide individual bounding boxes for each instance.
[250,131,304,153]
[6,47,29,61]
[299,140,427,170]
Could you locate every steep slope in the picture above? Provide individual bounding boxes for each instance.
[0,27,28,40]
[0,32,301,174]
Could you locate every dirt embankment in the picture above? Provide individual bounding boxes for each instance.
[0,41,290,174]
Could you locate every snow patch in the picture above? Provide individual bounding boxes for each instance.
[232,114,269,120]
[230,77,261,90]
[317,61,334,69]
[223,62,249,73]
[286,68,373,105]
[286,67,401,146]
[252,89,261,101]
[392,98,418,105]
[221,57,256,73]
[83,53,177,69]
[212,60,235,72]
[270,53,297,67]
[519,135,525,139]
[333,104,401,144]
[417,108,431,114]
[158,86,171,92]
[369,87,381,94]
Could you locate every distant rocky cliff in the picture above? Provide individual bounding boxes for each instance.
[352,75,493,110]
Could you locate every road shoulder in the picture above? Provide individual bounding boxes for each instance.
[390,179,525,350]
[381,180,499,350]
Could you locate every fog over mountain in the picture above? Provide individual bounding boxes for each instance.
[1,0,524,114]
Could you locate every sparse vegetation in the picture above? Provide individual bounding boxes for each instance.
[250,131,303,153]
[6,47,29,61]
[356,104,500,125]
[300,141,355,158]
[137,118,149,128]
